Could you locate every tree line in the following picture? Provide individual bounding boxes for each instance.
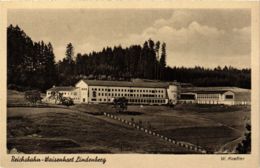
[7,25,251,91]
[7,25,57,91]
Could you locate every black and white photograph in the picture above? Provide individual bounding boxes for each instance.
[1,1,260,167]
[4,5,255,157]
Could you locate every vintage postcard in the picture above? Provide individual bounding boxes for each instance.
[0,1,259,168]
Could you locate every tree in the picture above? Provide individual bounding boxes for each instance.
[160,42,166,68]
[159,42,166,79]
[155,41,160,79]
[65,43,74,63]
[24,90,42,104]
[113,97,128,113]
[7,25,57,91]
[7,25,251,90]
[236,123,251,154]
[61,97,74,106]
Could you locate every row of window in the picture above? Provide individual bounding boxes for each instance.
[90,98,166,104]
[91,87,165,93]
[95,92,164,98]
[197,101,221,104]
[197,96,219,99]
[197,94,220,99]
[128,99,166,104]
[48,91,78,96]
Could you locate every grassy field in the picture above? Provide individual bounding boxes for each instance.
[7,90,45,105]
[8,107,196,154]
[84,104,250,153]
[7,90,250,154]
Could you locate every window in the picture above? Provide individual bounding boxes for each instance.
[225,95,234,99]
[93,91,97,97]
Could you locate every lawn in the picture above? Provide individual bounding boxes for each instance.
[7,90,46,105]
[7,90,251,154]
[7,107,195,154]
[91,104,250,153]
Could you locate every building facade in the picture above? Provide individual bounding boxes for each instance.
[45,79,178,105]
[44,81,250,106]
[179,87,250,105]
[44,86,81,104]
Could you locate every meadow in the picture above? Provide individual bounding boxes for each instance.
[7,90,250,154]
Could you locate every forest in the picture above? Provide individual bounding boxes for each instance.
[7,25,251,91]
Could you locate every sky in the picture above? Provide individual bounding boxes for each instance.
[8,9,251,68]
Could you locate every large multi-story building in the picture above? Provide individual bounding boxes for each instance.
[45,79,178,105]
[44,80,250,106]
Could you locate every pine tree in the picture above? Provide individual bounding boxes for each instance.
[155,41,160,79]
[65,43,74,63]
[159,42,166,79]
[160,42,166,68]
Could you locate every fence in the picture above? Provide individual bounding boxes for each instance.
[103,112,207,154]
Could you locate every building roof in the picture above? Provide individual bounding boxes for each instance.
[81,79,172,88]
[47,86,76,92]
[182,90,231,94]
[181,87,251,101]
[181,87,250,92]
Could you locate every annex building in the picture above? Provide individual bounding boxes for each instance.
[179,87,251,105]
[45,79,178,105]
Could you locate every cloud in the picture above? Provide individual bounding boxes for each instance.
[153,9,250,30]
[122,21,250,54]
[52,10,250,68]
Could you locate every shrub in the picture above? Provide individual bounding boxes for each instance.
[236,123,251,154]
[61,97,74,106]
[113,97,128,113]
[24,90,42,104]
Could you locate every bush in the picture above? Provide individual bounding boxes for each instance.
[61,97,74,106]
[24,90,42,104]
[113,97,128,113]
[236,123,251,154]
